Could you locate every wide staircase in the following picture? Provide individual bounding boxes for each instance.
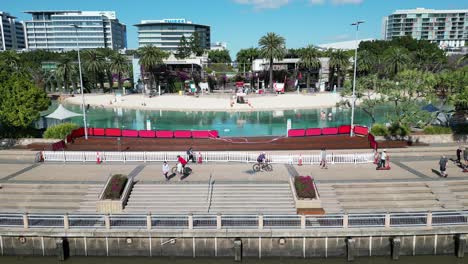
[124,182,296,214]
[318,181,455,214]
[446,181,468,208]
[0,183,101,213]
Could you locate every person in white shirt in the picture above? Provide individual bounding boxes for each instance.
[162,161,170,180]
[380,149,387,168]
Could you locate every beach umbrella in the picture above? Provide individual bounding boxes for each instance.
[46,104,82,121]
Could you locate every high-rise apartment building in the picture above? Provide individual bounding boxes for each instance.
[135,18,210,53]
[383,8,468,48]
[24,11,126,51]
[0,11,26,50]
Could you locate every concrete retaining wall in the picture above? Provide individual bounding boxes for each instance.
[0,234,465,259]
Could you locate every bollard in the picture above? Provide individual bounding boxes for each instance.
[234,238,242,262]
[346,238,355,261]
[56,238,69,261]
[391,237,401,260]
[456,234,466,258]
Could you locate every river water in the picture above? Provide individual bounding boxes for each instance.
[1,256,467,264]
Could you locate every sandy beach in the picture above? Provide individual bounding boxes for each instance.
[65,92,350,112]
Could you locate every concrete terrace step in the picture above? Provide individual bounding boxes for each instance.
[331,183,429,188]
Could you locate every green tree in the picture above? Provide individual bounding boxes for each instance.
[82,49,105,91]
[109,52,129,93]
[258,32,286,89]
[98,48,117,91]
[299,45,321,88]
[138,45,168,91]
[329,49,350,88]
[189,32,204,56]
[236,47,260,72]
[208,50,231,64]
[383,47,411,76]
[357,49,375,76]
[176,36,192,59]
[0,74,50,133]
[56,55,77,94]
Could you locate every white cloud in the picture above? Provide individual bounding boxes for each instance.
[310,0,363,5]
[234,0,290,9]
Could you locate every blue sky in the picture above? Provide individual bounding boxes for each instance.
[3,0,467,56]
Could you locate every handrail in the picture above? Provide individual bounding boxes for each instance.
[120,176,134,207]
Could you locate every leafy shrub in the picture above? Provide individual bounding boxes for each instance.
[102,174,128,200]
[423,126,452,135]
[294,176,317,199]
[43,123,79,139]
[388,122,410,138]
[370,123,389,136]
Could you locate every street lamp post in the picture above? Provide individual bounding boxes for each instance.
[350,20,365,137]
[70,24,88,140]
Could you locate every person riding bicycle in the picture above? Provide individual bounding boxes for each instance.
[177,155,188,175]
[257,152,267,171]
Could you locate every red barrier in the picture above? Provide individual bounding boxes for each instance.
[87,128,94,136]
[155,130,174,138]
[105,128,122,137]
[66,134,72,143]
[321,127,339,135]
[338,125,351,134]
[174,130,192,138]
[354,126,369,136]
[288,129,306,137]
[138,130,156,138]
[52,140,65,151]
[209,130,219,138]
[122,129,139,138]
[93,128,105,136]
[191,130,211,138]
[305,128,322,136]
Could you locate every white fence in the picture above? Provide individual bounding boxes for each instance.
[41,151,374,165]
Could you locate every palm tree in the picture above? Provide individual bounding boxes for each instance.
[258,32,286,90]
[56,55,77,94]
[138,45,168,92]
[329,49,350,88]
[236,47,260,72]
[110,53,129,93]
[82,49,105,91]
[299,45,321,88]
[98,48,116,92]
[383,47,410,76]
[357,50,375,76]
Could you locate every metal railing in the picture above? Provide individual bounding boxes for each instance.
[41,151,374,165]
[2,211,468,230]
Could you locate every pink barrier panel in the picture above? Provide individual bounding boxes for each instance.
[174,130,192,138]
[191,130,210,138]
[338,125,351,134]
[155,130,174,138]
[87,128,94,136]
[322,127,339,135]
[105,128,122,137]
[354,126,369,136]
[138,130,156,138]
[122,129,139,138]
[209,130,219,138]
[288,129,306,137]
[305,128,321,136]
[93,128,105,136]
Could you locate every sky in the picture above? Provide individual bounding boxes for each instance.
[3,0,467,57]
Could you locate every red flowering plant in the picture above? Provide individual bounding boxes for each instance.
[294,176,316,199]
[103,174,128,200]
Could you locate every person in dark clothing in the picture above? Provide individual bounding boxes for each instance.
[439,155,448,178]
[187,147,195,163]
[456,146,462,165]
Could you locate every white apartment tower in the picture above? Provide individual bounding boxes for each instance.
[0,12,26,50]
[383,8,468,48]
[24,11,127,51]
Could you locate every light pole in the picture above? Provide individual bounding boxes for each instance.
[350,20,365,137]
[70,24,88,139]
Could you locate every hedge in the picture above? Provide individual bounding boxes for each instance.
[102,174,128,200]
[294,176,317,199]
[370,123,388,136]
[43,122,79,139]
[423,125,452,134]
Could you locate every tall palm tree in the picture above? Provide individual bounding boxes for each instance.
[98,48,116,92]
[383,47,410,76]
[258,32,286,90]
[357,50,375,76]
[56,55,77,94]
[82,49,105,91]
[138,45,168,92]
[299,45,321,88]
[110,53,129,93]
[329,49,350,88]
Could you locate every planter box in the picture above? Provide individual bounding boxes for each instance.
[97,200,123,214]
[289,176,324,215]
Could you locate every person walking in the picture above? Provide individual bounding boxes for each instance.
[320,148,328,169]
[379,149,387,169]
[162,161,170,180]
[464,147,468,170]
[456,146,463,165]
[187,147,195,163]
[177,155,188,180]
[439,155,449,178]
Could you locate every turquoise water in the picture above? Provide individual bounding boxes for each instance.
[42,102,393,137]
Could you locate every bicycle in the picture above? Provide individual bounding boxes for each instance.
[252,162,273,172]
[171,164,193,176]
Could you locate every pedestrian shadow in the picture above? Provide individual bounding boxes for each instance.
[167,173,177,180]
[431,169,442,177]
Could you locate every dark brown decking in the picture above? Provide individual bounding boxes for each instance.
[27,135,408,151]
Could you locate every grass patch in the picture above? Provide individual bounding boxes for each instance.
[103,174,128,200]
[294,176,317,199]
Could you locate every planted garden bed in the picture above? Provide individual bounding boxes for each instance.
[291,176,323,215]
[294,176,317,199]
[102,174,128,200]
